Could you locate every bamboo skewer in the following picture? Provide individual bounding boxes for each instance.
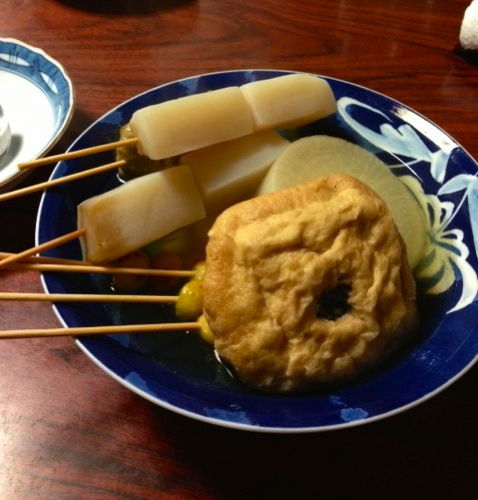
[0,251,92,266]
[17,138,139,170]
[0,229,86,269]
[0,321,200,340]
[2,260,197,278]
[0,160,126,203]
[0,140,204,341]
[0,292,179,303]
[0,249,196,277]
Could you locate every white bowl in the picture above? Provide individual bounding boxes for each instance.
[0,38,74,189]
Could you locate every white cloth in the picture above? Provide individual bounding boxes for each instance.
[460,0,478,49]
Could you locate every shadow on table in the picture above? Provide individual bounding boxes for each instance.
[54,0,196,15]
[150,365,478,500]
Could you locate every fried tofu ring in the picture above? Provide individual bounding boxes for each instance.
[203,174,418,392]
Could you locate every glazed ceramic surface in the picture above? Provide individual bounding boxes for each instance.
[0,38,74,188]
[37,70,478,432]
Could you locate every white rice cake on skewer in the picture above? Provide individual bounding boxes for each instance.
[78,165,205,264]
[130,74,336,160]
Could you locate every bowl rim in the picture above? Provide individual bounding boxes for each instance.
[0,37,75,189]
[36,69,478,433]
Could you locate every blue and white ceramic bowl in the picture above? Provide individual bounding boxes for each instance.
[0,38,74,189]
[36,70,478,432]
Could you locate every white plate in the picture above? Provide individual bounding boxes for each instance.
[0,38,74,189]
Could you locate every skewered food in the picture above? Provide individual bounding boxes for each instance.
[241,73,336,130]
[131,86,254,160]
[130,74,336,160]
[203,174,418,392]
[59,74,424,394]
[175,279,204,321]
[175,261,206,321]
[78,165,205,264]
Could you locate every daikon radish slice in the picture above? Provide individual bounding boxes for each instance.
[130,86,254,160]
[78,165,205,264]
[180,130,290,213]
[240,74,337,131]
[257,135,428,269]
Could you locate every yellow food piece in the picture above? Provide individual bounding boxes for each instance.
[175,279,204,321]
[193,261,206,281]
[130,86,254,160]
[180,130,290,213]
[78,165,205,264]
[198,314,214,345]
[258,136,428,269]
[240,73,337,131]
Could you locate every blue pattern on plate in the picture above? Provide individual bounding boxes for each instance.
[36,70,478,433]
[0,38,73,130]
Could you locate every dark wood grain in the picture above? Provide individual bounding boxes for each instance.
[1,0,477,498]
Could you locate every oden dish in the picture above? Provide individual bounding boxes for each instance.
[204,174,418,392]
[38,70,478,431]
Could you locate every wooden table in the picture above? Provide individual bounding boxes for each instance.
[1,0,477,498]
